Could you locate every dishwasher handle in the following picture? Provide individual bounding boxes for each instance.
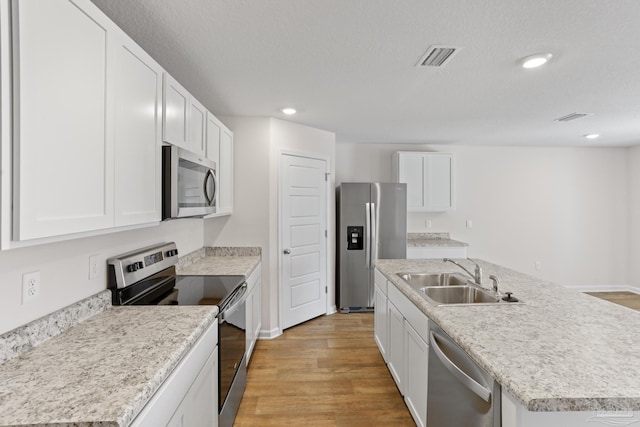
[429,330,492,403]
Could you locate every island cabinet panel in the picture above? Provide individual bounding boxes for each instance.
[373,269,388,361]
[374,283,388,362]
[376,268,430,427]
[12,0,115,240]
[386,300,405,394]
[404,321,428,427]
[392,151,454,212]
[131,321,218,427]
[113,34,163,226]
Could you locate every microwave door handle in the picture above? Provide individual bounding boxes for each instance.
[203,169,215,205]
[211,169,217,207]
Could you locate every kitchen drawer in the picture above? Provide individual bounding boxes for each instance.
[388,284,429,343]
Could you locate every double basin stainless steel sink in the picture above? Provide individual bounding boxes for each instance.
[396,272,522,306]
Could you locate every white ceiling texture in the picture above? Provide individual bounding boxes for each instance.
[90,0,640,147]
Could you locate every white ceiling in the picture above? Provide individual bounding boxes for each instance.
[90,0,640,147]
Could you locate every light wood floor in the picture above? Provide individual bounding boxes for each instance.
[587,291,640,311]
[234,313,414,426]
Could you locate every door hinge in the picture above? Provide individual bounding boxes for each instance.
[325,172,331,182]
[325,229,328,237]
[325,286,328,294]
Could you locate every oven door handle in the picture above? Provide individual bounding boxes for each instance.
[220,283,247,322]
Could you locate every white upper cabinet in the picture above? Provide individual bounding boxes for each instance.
[7,0,163,244]
[188,97,207,157]
[205,113,233,217]
[113,34,163,226]
[162,73,189,149]
[162,73,207,157]
[219,128,234,215]
[393,152,455,212]
[12,0,115,240]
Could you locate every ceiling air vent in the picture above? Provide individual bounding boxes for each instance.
[554,113,592,122]
[416,45,462,67]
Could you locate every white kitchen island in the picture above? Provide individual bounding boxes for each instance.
[376,258,640,427]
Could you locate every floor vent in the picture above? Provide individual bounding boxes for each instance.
[554,113,592,122]
[416,45,462,67]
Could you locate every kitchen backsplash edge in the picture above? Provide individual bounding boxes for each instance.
[0,289,112,365]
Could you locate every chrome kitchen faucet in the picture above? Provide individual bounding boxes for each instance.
[443,258,483,285]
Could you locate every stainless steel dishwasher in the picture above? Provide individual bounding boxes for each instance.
[427,321,501,427]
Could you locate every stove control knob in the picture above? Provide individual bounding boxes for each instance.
[127,261,144,272]
[166,249,179,257]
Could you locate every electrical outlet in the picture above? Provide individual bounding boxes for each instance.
[22,271,40,304]
[425,219,432,229]
[89,255,99,280]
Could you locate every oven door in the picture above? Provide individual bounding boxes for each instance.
[162,145,217,219]
[218,282,247,427]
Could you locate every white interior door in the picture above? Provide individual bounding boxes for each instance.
[280,153,327,330]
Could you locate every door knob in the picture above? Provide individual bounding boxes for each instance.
[283,249,291,254]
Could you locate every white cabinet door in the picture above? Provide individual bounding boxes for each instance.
[397,154,425,210]
[374,283,388,363]
[113,36,162,226]
[162,73,189,149]
[188,97,206,156]
[218,128,233,215]
[393,152,454,212]
[404,321,428,427]
[12,0,115,240]
[206,113,221,166]
[387,300,405,395]
[245,265,262,364]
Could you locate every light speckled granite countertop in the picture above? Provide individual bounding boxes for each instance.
[377,258,640,412]
[176,246,261,277]
[0,304,217,427]
[407,232,468,247]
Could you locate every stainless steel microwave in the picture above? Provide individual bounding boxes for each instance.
[162,146,216,219]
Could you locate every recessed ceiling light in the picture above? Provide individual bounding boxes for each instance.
[584,134,600,139]
[520,53,553,69]
[281,108,297,115]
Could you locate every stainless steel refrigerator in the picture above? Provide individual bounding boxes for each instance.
[336,183,407,313]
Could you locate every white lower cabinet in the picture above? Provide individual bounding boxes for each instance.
[376,268,429,427]
[131,321,218,427]
[404,321,428,427]
[245,263,262,364]
[167,347,218,427]
[374,283,388,362]
[386,300,406,394]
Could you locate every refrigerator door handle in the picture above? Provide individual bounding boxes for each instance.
[370,202,377,268]
[365,202,371,268]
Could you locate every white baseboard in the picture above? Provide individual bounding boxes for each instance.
[564,284,640,294]
[258,327,283,340]
[326,305,337,315]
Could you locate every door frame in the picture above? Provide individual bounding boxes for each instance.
[278,150,332,332]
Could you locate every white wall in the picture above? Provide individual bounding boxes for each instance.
[0,219,204,334]
[628,146,640,289]
[205,117,336,336]
[337,143,629,289]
